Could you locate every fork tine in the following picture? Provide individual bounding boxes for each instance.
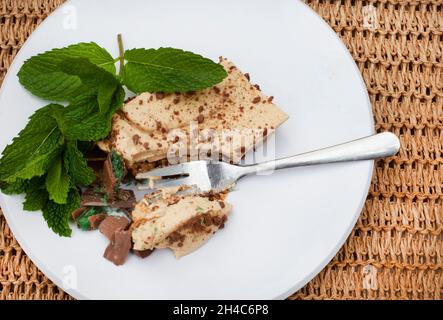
[135,163,190,179]
[152,177,195,189]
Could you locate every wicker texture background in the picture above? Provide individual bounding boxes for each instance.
[0,0,442,300]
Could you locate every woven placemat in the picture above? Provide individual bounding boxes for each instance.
[0,0,442,300]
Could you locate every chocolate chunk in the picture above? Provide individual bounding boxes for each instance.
[110,189,136,209]
[102,157,117,201]
[102,151,127,201]
[99,216,130,240]
[103,230,132,266]
[81,189,108,207]
[133,249,155,259]
[77,208,105,231]
[71,207,87,220]
[88,213,107,230]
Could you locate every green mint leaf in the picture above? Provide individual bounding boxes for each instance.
[123,47,227,93]
[54,86,124,141]
[42,188,80,237]
[0,179,29,195]
[23,176,48,211]
[59,58,121,113]
[64,140,95,186]
[18,42,116,101]
[45,156,70,204]
[0,104,64,183]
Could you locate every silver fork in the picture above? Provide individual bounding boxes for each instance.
[136,132,400,192]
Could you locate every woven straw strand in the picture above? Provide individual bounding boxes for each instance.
[291,0,442,300]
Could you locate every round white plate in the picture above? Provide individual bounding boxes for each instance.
[0,0,373,299]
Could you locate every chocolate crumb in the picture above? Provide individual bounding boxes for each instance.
[197,114,204,124]
[213,86,221,94]
[132,134,141,145]
[244,73,250,81]
[252,97,261,104]
[124,96,136,104]
[133,249,154,259]
[155,92,165,100]
[156,121,162,130]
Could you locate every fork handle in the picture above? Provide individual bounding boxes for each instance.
[241,132,400,175]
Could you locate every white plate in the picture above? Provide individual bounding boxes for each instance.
[0,0,373,299]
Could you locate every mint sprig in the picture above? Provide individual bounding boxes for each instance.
[18,42,117,102]
[0,104,64,183]
[0,34,228,237]
[123,47,227,93]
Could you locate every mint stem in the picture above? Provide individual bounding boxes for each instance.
[117,34,125,80]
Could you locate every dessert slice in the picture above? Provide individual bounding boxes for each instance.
[98,57,288,169]
[131,190,231,258]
